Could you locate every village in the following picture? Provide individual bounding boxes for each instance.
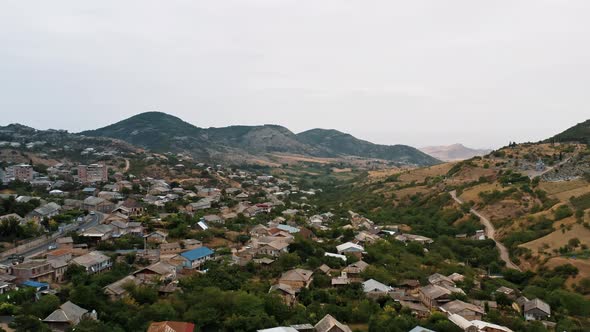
[0,150,560,332]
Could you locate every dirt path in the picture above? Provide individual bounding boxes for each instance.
[124,158,130,172]
[450,190,522,271]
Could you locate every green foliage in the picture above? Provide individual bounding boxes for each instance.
[570,192,590,211]
[553,205,574,221]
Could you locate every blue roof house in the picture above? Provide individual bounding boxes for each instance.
[180,247,214,270]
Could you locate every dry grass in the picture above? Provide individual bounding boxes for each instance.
[459,183,503,203]
[520,222,590,256]
[545,257,590,288]
[539,179,590,201]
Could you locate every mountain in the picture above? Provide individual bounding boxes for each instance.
[80,111,440,166]
[297,129,440,165]
[419,144,492,161]
[545,119,590,144]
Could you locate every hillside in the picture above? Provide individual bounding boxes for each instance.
[296,128,440,165]
[81,112,439,166]
[546,119,590,144]
[419,143,491,161]
[364,142,590,282]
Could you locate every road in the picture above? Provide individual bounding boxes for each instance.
[450,190,522,271]
[124,158,130,172]
[0,212,105,264]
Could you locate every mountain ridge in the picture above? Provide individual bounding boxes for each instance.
[80,111,440,166]
[419,143,492,161]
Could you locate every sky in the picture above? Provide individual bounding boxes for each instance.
[1,1,590,149]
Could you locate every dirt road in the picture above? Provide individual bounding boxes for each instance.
[450,190,522,271]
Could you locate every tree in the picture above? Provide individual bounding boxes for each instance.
[10,315,50,332]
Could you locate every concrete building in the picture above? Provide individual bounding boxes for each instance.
[78,164,108,183]
[14,164,34,182]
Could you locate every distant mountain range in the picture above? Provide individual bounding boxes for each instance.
[545,119,590,144]
[80,112,440,166]
[419,144,492,161]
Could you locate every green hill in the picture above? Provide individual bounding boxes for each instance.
[297,128,440,165]
[546,119,590,144]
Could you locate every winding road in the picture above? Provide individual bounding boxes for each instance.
[450,190,521,271]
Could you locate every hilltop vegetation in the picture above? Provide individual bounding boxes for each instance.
[546,119,590,144]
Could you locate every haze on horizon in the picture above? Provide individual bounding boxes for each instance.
[2,1,590,150]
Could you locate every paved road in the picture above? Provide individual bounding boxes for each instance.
[450,190,522,271]
[1,212,105,264]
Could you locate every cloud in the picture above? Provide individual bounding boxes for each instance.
[1,0,589,148]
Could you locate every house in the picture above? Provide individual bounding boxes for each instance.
[250,224,270,237]
[147,321,195,332]
[80,224,115,242]
[441,300,485,320]
[258,240,290,257]
[27,202,61,221]
[160,242,182,255]
[46,249,73,262]
[257,328,298,332]
[104,275,141,300]
[495,286,516,299]
[180,247,214,270]
[335,242,364,255]
[117,198,144,216]
[133,261,177,282]
[398,279,421,292]
[11,260,54,283]
[428,273,455,287]
[314,314,352,332]
[278,269,314,290]
[43,301,95,332]
[83,196,114,213]
[409,327,436,332]
[70,251,112,274]
[50,259,69,283]
[186,199,211,212]
[202,214,223,224]
[342,260,369,280]
[269,283,298,306]
[331,272,351,287]
[56,237,74,250]
[419,284,453,309]
[146,231,168,243]
[470,320,513,332]
[523,298,551,321]
[398,301,431,318]
[362,279,393,294]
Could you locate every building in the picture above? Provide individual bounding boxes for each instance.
[440,300,485,321]
[11,260,54,283]
[180,247,214,270]
[147,321,195,332]
[70,251,112,274]
[78,164,108,183]
[523,298,551,321]
[83,196,115,213]
[103,275,140,300]
[362,279,393,294]
[314,314,352,332]
[13,164,33,182]
[336,242,364,255]
[278,269,313,290]
[27,202,61,221]
[43,301,95,332]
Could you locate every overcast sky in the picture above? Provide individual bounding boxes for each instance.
[1,1,589,149]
